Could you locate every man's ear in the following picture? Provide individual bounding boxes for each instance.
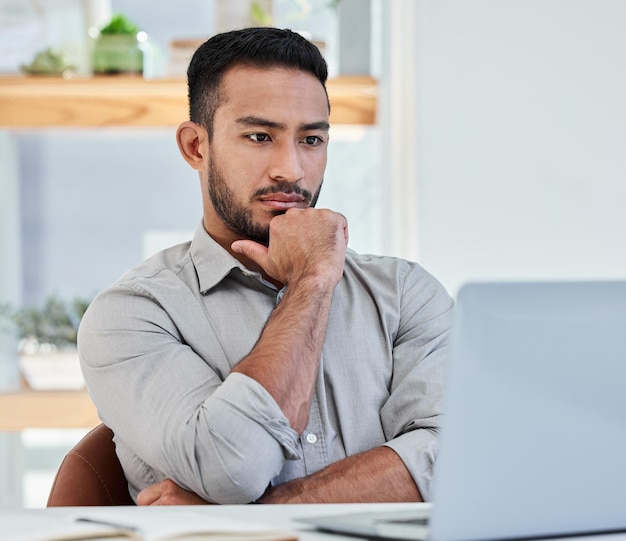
[176,121,208,171]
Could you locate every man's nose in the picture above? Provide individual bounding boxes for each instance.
[268,142,304,183]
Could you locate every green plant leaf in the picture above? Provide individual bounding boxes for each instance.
[250,1,273,26]
[100,13,140,35]
[0,294,92,348]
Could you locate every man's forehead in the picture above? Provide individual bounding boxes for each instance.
[222,62,321,82]
[234,115,330,132]
[216,65,330,122]
[221,64,325,91]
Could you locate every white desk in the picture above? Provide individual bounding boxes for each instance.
[185,502,420,540]
[2,503,626,541]
[2,503,421,541]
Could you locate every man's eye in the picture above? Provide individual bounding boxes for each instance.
[304,135,323,146]
[247,133,270,143]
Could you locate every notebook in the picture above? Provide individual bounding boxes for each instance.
[300,281,626,541]
[3,507,298,541]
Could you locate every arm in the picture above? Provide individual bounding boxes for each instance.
[138,446,420,505]
[258,258,452,503]
[80,208,348,504]
[259,446,421,503]
[230,207,348,433]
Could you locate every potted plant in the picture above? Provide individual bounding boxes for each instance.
[20,47,76,77]
[0,295,91,390]
[92,13,145,75]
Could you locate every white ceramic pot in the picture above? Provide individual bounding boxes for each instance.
[19,349,85,390]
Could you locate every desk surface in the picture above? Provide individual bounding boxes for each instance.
[2,503,625,541]
[2,503,422,541]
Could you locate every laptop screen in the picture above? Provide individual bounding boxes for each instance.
[429,281,626,541]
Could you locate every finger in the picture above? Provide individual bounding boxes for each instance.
[136,481,164,506]
[231,240,269,268]
[157,479,211,505]
[338,213,349,245]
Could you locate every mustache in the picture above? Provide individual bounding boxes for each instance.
[252,182,313,203]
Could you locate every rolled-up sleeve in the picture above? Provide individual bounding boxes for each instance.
[79,281,301,504]
[190,373,301,501]
[380,263,454,501]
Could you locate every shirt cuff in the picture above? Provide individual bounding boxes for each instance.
[383,428,439,501]
[211,372,302,461]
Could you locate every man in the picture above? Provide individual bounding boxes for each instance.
[78,27,453,505]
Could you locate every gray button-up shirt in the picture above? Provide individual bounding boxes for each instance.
[79,223,454,504]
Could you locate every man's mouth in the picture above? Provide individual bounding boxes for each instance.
[257,193,307,210]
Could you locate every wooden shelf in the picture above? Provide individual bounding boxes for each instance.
[0,389,100,431]
[0,75,377,128]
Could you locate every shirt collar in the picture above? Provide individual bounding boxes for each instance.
[189,222,246,294]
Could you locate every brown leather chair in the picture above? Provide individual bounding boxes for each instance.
[47,423,135,506]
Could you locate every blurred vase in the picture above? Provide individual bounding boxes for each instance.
[19,349,84,390]
[92,33,143,75]
[216,0,273,31]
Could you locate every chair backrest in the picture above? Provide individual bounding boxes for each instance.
[47,423,135,506]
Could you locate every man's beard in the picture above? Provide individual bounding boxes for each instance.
[207,156,322,246]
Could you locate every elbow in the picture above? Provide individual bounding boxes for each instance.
[164,375,301,503]
[195,430,287,504]
[200,456,274,504]
[164,426,287,505]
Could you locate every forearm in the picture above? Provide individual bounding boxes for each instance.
[259,446,423,504]
[230,208,347,433]
[231,276,335,433]
[138,447,421,506]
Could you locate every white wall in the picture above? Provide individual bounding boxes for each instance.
[414,0,626,296]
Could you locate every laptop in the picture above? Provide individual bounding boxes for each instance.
[300,281,626,541]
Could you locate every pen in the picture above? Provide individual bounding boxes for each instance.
[75,517,143,534]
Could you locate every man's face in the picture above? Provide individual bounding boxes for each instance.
[202,65,330,246]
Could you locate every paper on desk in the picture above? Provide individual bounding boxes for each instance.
[74,508,298,541]
[2,508,298,541]
[3,511,126,540]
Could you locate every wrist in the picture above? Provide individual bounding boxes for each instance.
[257,479,308,504]
[288,272,341,296]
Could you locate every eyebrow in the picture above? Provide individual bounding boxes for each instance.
[235,116,330,132]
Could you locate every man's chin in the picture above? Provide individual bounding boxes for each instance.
[230,224,270,246]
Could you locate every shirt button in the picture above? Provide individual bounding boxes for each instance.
[305,433,318,444]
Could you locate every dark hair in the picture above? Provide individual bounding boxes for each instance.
[187,27,329,137]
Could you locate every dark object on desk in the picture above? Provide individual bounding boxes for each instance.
[47,423,135,506]
[299,508,431,540]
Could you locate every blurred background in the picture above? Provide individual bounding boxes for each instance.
[1,0,625,507]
